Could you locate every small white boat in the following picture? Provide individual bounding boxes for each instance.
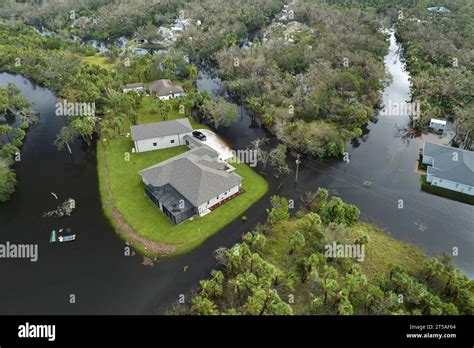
[58,234,76,243]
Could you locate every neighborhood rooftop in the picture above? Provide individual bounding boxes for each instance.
[149,79,184,97]
[139,145,242,207]
[124,82,144,89]
[423,142,474,186]
[130,118,192,141]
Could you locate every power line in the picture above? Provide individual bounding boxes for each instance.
[303,156,474,226]
[300,160,473,234]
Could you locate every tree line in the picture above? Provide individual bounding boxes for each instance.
[179,0,389,158]
[0,83,31,202]
[394,0,473,146]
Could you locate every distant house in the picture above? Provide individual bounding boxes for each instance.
[148,79,185,100]
[123,83,145,94]
[427,6,450,14]
[171,19,190,35]
[422,142,474,196]
[429,118,447,132]
[134,38,149,45]
[139,145,242,224]
[131,118,193,153]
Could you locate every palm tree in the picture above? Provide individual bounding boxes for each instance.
[54,126,76,155]
[345,264,367,297]
[424,258,444,283]
[423,293,443,315]
[319,265,339,304]
[110,114,125,135]
[100,127,114,145]
[199,270,224,298]
[181,97,195,117]
[244,287,269,315]
[289,230,305,255]
[301,252,325,283]
[158,101,172,120]
[191,295,219,315]
[70,116,95,145]
[127,109,138,125]
[229,271,258,299]
[187,65,198,81]
[337,296,354,315]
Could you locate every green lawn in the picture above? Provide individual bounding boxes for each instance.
[82,55,114,70]
[97,115,268,257]
[137,96,210,130]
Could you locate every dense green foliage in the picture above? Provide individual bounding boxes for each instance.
[172,189,474,315]
[177,0,287,63]
[0,23,214,150]
[195,1,388,157]
[0,83,30,202]
[0,0,188,40]
[394,0,473,144]
[0,156,16,202]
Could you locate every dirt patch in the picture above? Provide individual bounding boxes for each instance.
[100,143,177,256]
[111,206,176,255]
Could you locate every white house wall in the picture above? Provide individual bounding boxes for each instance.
[123,87,144,93]
[135,132,191,153]
[157,93,185,101]
[430,176,474,196]
[197,184,241,216]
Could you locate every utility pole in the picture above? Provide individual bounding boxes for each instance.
[295,154,300,184]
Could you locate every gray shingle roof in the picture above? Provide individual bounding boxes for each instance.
[183,134,203,147]
[131,118,192,141]
[124,83,144,89]
[423,142,474,186]
[139,145,242,207]
[148,79,184,97]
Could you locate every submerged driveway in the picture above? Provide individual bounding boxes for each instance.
[193,129,234,161]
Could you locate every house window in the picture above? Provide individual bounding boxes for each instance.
[153,142,157,147]
[170,139,175,143]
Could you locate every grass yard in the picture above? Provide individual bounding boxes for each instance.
[82,55,114,70]
[137,96,210,130]
[97,114,267,257]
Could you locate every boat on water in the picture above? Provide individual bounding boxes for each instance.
[58,234,76,243]
[49,230,57,243]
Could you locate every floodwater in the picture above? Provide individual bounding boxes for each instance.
[0,30,472,315]
[196,30,474,277]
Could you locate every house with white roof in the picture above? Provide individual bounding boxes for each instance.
[422,142,474,196]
